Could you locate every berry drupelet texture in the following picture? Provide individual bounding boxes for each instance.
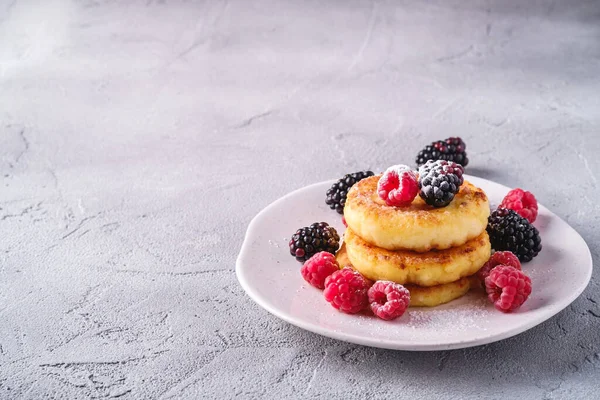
[487,208,542,262]
[289,222,340,262]
[301,252,340,289]
[415,137,469,167]
[377,165,419,207]
[499,188,539,223]
[368,281,410,320]
[324,267,371,314]
[485,265,532,313]
[477,251,522,286]
[418,160,464,208]
[325,171,374,214]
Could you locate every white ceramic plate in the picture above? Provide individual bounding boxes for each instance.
[236,175,592,351]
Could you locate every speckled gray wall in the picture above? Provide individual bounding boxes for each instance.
[0,0,599,399]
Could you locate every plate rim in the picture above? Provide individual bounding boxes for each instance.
[236,176,593,351]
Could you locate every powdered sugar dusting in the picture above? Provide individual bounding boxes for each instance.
[406,297,491,333]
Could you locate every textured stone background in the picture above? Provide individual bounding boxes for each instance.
[1,0,599,399]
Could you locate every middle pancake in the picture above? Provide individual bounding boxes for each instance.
[343,228,491,287]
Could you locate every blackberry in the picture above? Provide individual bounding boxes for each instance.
[325,171,374,214]
[487,208,542,262]
[289,222,340,263]
[415,137,469,167]
[418,160,464,207]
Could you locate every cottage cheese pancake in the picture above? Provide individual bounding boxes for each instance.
[342,229,490,287]
[336,244,474,307]
[344,175,490,252]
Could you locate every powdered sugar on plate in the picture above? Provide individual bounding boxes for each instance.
[405,297,491,332]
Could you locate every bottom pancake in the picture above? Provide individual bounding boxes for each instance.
[337,243,473,307]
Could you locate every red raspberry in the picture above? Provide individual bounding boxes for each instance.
[377,165,419,207]
[499,188,538,223]
[368,281,410,320]
[323,267,371,314]
[301,252,340,289]
[477,251,521,284]
[485,265,532,313]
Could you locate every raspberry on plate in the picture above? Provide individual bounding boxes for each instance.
[499,188,539,223]
[485,265,532,313]
[477,251,522,285]
[324,267,371,314]
[377,165,419,207]
[368,281,410,320]
[301,252,340,289]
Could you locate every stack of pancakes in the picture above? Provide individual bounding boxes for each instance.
[338,175,491,307]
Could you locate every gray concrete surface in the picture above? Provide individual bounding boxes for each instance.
[1,0,599,398]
